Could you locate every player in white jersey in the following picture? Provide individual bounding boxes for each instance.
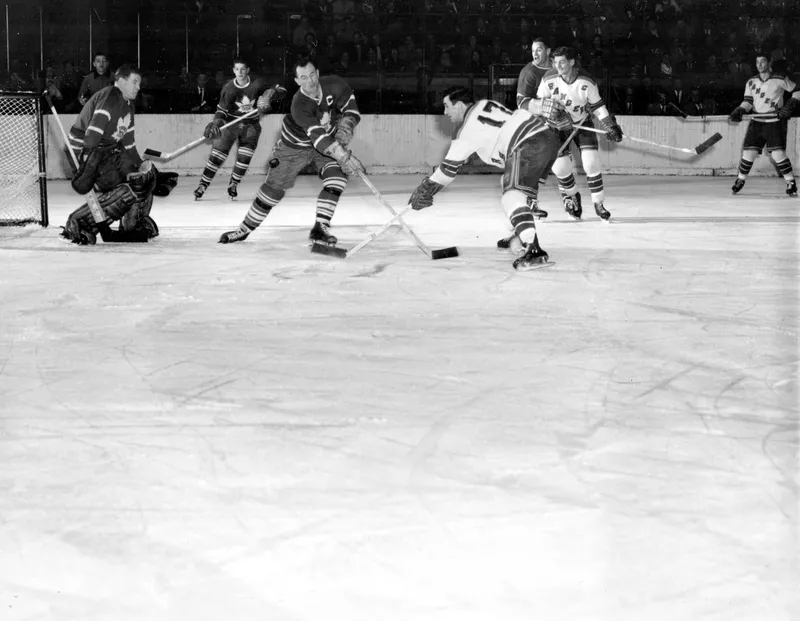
[536,46,623,221]
[728,55,799,197]
[406,86,567,271]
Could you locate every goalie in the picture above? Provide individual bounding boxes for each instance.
[61,64,159,245]
[407,86,566,271]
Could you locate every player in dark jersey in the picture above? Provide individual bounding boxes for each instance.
[61,64,159,245]
[218,57,365,247]
[194,58,286,201]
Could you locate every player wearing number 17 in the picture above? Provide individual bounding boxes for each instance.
[535,46,623,221]
[407,87,560,271]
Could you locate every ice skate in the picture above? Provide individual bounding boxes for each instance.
[594,201,611,221]
[496,233,525,255]
[526,197,548,219]
[787,180,797,197]
[308,221,338,246]
[562,192,582,220]
[513,238,553,271]
[218,226,251,244]
[228,182,238,200]
[194,184,207,201]
[731,178,745,194]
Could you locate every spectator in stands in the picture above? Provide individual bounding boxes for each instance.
[350,31,368,66]
[58,60,83,112]
[78,52,112,106]
[332,50,352,75]
[468,49,486,74]
[369,33,385,69]
[384,47,404,72]
[301,33,319,64]
[41,65,63,110]
[646,89,672,115]
[318,34,342,72]
[682,85,710,117]
[186,70,216,113]
[611,85,643,115]
[669,78,686,109]
[292,16,316,48]
[398,35,419,70]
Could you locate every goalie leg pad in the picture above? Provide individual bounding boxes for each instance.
[119,194,157,238]
[97,184,138,221]
[61,203,99,245]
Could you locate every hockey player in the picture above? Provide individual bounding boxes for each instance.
[728,55,799,197]
[536,46,623,221]
[61,64,158,245]
[218,58,364,247]
[194,58,286,201]
[512,37,553,221]
[407,86,570,271]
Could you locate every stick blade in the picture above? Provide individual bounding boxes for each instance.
[431,246,459,260]
[694,132,723,155]
[143,148,163,158]
[310,242,347,259]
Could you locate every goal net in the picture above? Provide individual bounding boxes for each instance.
[0,91,48,226]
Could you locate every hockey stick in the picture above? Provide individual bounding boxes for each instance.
[358,171,459,260]
[668,102,688,119]
[312,206,413,259]
[577,125,723,155]
[143,108,259,160]
[743,113,778,119]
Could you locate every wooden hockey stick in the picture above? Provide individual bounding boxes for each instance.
[744,112,778,119]
[577,125,722,155]
[358,171,459,260]
[311,206,413,259]
[143,108,259,160]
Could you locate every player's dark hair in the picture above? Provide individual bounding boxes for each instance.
[93,52,108,62]
[552,46,575,60]
[114,64,141,80]
[531,38,548,49]
[232,57,249,68]
[442,86,474,106]
[293,56,317,76]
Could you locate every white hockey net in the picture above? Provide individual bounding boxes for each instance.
[0,92,48,226]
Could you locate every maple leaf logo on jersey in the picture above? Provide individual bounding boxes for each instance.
[235,96,253,113]
[319,111,331,129]
[112,113,131,141]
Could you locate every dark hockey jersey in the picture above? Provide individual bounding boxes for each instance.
[68,85,141,164]
[214,77,270,124]
[280,75,361,152]
[516,61,551,110]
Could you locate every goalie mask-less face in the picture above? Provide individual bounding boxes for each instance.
[116,73,141,102]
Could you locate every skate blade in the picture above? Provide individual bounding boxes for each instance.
[431,246,459,260]
[310,241,347,259]
[515,260,555,272]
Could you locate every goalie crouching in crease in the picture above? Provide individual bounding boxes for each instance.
[407,86,567,271]
[61,64,162,245]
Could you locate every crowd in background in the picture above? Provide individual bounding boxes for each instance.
[0,0,796,115]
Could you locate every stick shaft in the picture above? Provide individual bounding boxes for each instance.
[146,108,259,160]
[357,171,432,256]
[576,124,696,154]
[347,206,413,257]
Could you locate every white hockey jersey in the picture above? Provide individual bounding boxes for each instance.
[430,100,548,186]
[744,74,797,122]
[537,68,605,123]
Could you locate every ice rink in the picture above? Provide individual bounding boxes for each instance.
[1,173,798,621]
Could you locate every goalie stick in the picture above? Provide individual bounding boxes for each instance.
[44,92,147,243]
[577,125,723,155]
[311,206,414,259]
[358,171,459,260]
[143,108,259,160]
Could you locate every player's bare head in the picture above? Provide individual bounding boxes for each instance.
[552,46,576,77]
[114,64,141,101]
[531,39,549,64]
[755,55,770,73]
[442,86,473,125]
[294,57,320,97]
[93,53,109,74]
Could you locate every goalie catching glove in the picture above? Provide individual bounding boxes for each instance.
[600,115,623,142]
[540,98,573,131]
[324,141,366,177]
[204,118,224,139]
[408,176,443,211]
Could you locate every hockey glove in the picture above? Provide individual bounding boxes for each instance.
[335,114,359,147]
[204,118,224,139]
[728,106,745,122]
[777,97,798,120]
[127,160,158,198]
[541,98,573,131]
[324,140,366,177]
[409,176,443,211]
[600,115,623,142]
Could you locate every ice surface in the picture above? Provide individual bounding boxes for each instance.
[1,174,798,621]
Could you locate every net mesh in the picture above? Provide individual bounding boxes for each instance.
[0,93,46,226]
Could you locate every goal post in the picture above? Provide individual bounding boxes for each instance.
[0,91,49,227]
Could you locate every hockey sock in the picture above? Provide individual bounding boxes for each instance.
[509,206,537,245]
[230,146,255,185]
[737,157,754,179]
[200,148,228,187]
[316,187,342,226]
[775,158,794,181]
[556,173,577,196]
[586,173,605,204]
[242,187,283,230]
